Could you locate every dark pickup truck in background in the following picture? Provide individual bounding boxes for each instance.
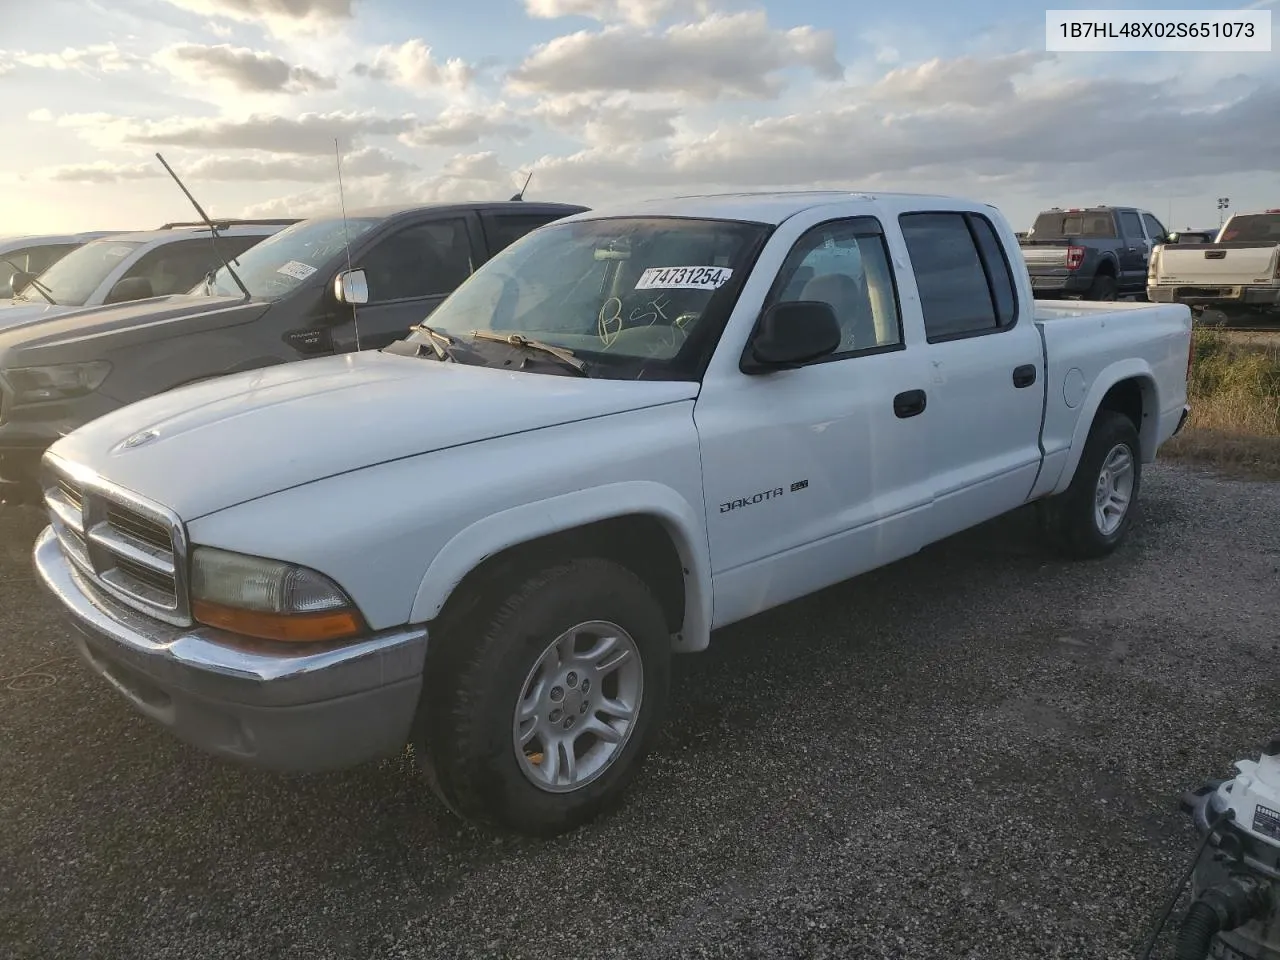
[0,199,588,500]
[1019,205,1174,301]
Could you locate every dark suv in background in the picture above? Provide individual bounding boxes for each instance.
[1019,205,1173,300]
[0,199,587,500]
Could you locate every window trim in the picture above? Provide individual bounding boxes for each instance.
[359,216,475,306]
[897,209,1022,346]
[743,215,906,371]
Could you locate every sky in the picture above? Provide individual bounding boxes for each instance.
[1,0,1277,236]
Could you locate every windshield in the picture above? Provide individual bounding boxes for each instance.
[1219,214,1280,243]
[1029,212,1116,239]
[24,240,141,306]
[201,216,383,299]
[402,216,769,381]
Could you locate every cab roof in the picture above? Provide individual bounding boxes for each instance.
[561,190,981,226]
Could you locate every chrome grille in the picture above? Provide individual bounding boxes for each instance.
[42,455,191,626]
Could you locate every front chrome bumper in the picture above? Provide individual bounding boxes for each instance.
[33,526,428,772]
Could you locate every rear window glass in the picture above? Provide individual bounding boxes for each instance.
[1029,212,1116,239]
[1219,215,1280,243]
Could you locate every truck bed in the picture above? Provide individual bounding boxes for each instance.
[1031,298,1192,494]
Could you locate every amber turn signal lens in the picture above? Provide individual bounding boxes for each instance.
[192,599,364,643]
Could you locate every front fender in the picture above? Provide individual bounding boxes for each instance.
[409,480,714,652]
[1052,357,1158,496]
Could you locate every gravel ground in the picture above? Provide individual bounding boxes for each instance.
[1,462,1277,960]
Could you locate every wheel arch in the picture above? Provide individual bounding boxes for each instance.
[410,481,713,652]
[1052,363,1159,496]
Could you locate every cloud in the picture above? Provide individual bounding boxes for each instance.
[72,111,419,154]
[533,93,678,145]
[523,0,713,26]
[155,0,356,36]
[507,11,843,100]
[398,105,531,147]
[3,43,147,74]
[519,71,1280,198]
[155,44,336,93]
[353,39,475,92]
[869,51,1053,106]
[42,147,415,184]
[240,151,520,219]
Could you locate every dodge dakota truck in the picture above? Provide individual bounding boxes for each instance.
[1148,210,1280,316]
[32,191,1193,836]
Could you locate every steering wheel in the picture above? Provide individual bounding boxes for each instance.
[601,322,688,357]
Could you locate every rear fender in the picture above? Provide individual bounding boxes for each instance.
[409,480,714,652]
[1051,359,1159,495]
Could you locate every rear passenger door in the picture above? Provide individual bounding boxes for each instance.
[897,211,1045,543]
[332,216,478,351]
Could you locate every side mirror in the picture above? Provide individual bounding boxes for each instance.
[8,270,35,296]
[334,268,369,305]
[744,300,842,372]
[104,277,154,304]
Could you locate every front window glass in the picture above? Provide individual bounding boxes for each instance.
[405,216,768,381]
[23,240,142,306]
[202,217,382,299]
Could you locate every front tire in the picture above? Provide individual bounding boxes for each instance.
[1038,410,1142,559]
[413,558,671,836]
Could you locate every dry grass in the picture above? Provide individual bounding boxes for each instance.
[1163,326,1280,479]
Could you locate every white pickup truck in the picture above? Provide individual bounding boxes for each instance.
[1148,209,1280,316]
[32,191,1193,836]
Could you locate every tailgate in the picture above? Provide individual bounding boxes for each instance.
[1020,245,1068,269]
[1154,244,1280,284]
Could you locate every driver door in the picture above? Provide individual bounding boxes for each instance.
[693,214,935,626]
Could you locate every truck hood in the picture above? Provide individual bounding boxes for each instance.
[0,294,262,367]
[47,351,700,519]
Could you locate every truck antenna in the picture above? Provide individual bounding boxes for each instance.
[335,137,360,352]
[510,170,533,202]
[154,152,251,301]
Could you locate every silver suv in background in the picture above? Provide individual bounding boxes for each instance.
[1,220,296,327]
[0,232,125,298]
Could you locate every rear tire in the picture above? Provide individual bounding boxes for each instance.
[413,557,671,836]
[1038,410,1142,560]
[1088,274,1118,301]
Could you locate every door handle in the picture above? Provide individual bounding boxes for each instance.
[1012,364,1037,388]
[893,389,927,419]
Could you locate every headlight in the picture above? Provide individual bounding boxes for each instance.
[3,361,112,404]
[190,546,366,643]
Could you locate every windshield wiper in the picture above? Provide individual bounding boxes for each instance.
[469,331,588,376]
[409,323,461,362]
[2,259,56,304]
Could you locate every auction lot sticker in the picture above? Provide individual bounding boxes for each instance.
[636,266,733,290]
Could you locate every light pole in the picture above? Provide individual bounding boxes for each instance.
[1218,197,1230,227]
